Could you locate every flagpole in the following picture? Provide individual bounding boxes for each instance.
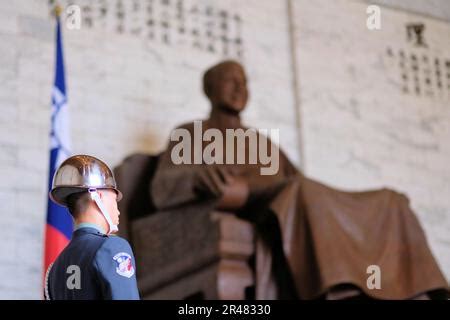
[43,2,73,298]
[53,3,62,19]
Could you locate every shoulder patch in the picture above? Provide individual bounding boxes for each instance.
[113,252,135,278]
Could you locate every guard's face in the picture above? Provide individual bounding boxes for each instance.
[210,63,248,113]
[100,189,121,228]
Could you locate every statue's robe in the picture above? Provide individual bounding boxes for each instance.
[151,120,449,299]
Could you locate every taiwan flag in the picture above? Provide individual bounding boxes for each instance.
[43,14,73,279]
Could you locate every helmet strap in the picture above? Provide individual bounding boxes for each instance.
[88,188,118,234]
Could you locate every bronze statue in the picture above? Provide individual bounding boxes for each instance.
[151,60,449,299]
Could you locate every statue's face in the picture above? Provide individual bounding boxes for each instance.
[209,63,248,113]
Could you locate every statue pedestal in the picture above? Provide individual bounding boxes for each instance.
[114,153,254,299]
[131,209,255,299]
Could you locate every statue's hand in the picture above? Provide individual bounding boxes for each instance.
[193,165,249,210]
[216,173,249,211]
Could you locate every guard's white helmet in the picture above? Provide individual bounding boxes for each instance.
[50,154,122,207]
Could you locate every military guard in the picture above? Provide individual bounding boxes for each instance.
[44,154,140,300]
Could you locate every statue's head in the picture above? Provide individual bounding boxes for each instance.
[203,60,248,114]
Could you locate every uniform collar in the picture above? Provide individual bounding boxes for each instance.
[74,222,106,235]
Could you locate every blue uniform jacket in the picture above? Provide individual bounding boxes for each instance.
[45,225,140,300]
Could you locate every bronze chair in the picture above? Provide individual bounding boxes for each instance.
[114,154,255,299]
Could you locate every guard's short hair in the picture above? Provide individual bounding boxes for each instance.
[202,60,243,98]
[66,192,92,218]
